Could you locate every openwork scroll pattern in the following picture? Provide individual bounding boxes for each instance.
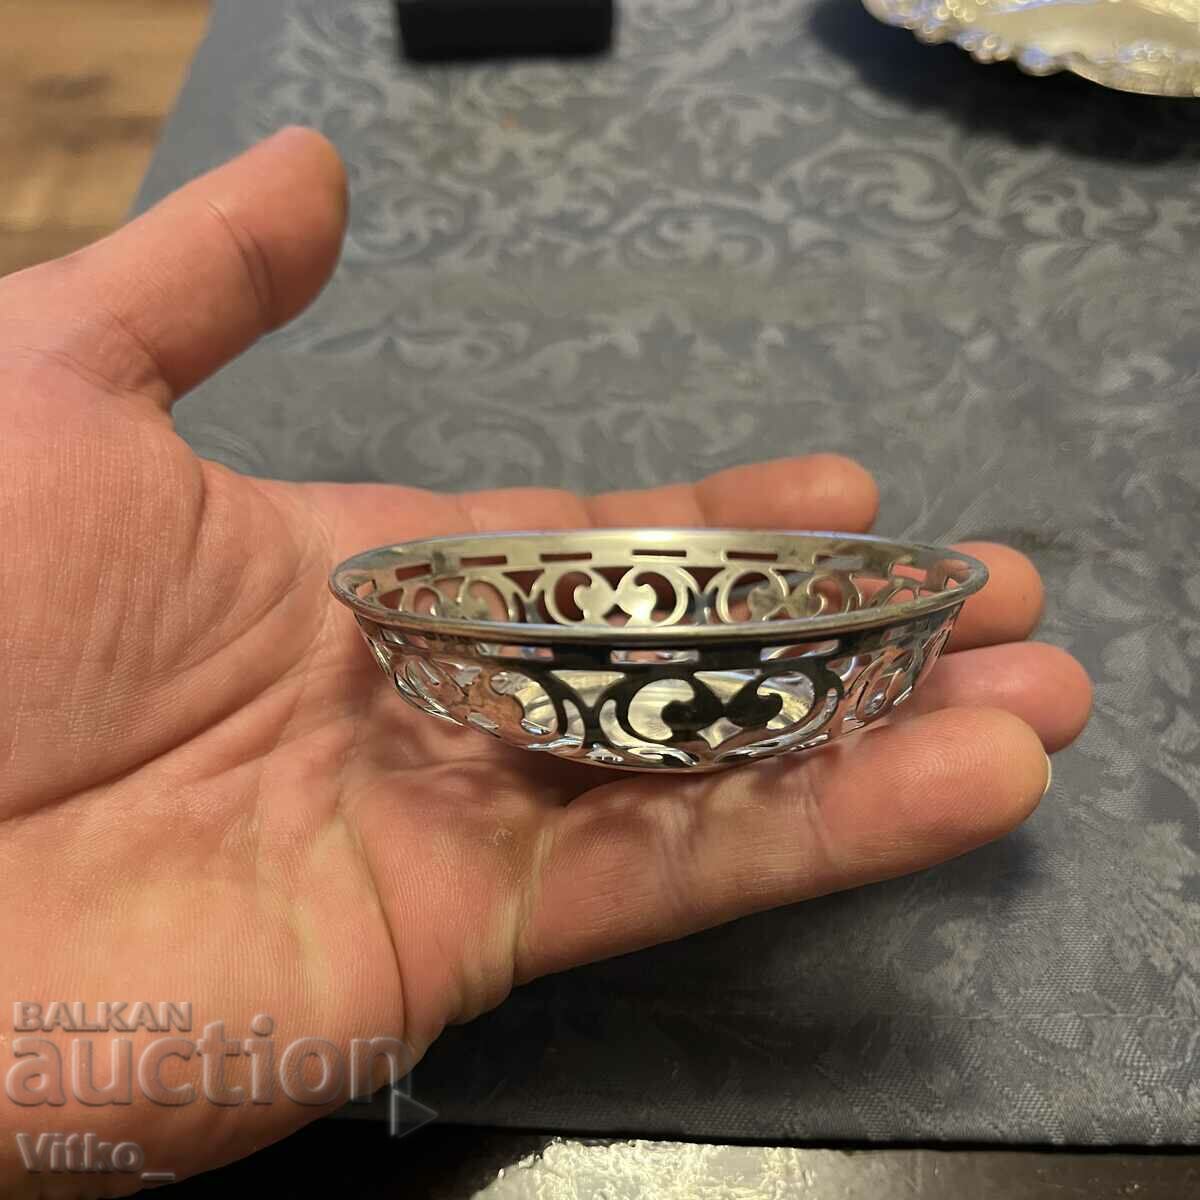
[339,535,973,770]
[357,609,958,769]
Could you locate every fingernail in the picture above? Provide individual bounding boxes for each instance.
[1042,751,1053,797]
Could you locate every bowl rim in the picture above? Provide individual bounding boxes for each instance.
[328,528,989,645]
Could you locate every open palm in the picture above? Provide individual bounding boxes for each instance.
[0,129,1090,1195]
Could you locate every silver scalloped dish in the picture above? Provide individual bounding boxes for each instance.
[863,0,1200,96]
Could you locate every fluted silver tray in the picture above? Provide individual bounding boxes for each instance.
[864,0,1200,96]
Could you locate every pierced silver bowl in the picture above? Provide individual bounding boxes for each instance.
[330,530,987,772]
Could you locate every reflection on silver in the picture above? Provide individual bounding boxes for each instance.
[330,530,986,772]
[864,0,1200,96]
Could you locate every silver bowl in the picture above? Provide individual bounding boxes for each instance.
[330,530,988,772]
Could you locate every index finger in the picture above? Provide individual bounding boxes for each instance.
[303,453,880,563]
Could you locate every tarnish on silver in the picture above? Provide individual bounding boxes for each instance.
[330,530,987,772]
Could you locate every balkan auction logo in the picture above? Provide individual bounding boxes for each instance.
[7,1001,437,1184]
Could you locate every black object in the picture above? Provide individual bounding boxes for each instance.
[396,0,613,61]
[106,1123,1200,1200]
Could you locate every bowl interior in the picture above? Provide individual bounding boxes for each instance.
[333,530,983,639]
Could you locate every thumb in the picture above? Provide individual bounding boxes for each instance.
[0,126,347,413]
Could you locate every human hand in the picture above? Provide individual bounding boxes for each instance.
[0,128,1091,1195]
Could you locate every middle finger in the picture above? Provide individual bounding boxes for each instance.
[946,541,1045,652]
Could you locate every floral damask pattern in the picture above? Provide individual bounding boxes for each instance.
[149,0,1200,1143]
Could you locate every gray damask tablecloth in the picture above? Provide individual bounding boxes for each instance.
[138,0,1200,1143]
